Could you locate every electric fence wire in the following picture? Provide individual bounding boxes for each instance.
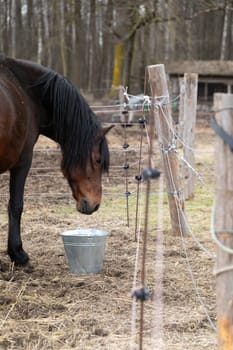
[155,100,217,332]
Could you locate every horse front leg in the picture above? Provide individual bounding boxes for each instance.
[8,153,32,265]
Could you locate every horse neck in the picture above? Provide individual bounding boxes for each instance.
[2,56,100,168]
[4,56,49,88]
[3,57,56,139]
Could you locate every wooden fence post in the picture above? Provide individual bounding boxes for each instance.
[178,77,185,149]
[147,64,187,235]
[213,93,233,350]
[179,73,198,200]
[182,73,198,199]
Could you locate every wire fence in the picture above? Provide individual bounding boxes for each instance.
[0,89,219,346]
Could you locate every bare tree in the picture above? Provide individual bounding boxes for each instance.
[0,0,233,94]
[220,0,231,59]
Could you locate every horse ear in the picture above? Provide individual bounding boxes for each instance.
[96,125,114,141]
[102,125,114,136]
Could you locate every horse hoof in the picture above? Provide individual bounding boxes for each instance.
[22,262,34,273]
[8,249,29,266]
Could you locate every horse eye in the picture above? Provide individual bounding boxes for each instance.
[96,159,101,164]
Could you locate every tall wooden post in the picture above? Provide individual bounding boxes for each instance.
[147,64,187,235]
[178,77,185,148]
[214,93,233,350]
[181,73,198,200]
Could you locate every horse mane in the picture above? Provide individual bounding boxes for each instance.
[32,70,109,172]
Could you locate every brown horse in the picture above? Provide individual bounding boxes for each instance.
[0,54,113,265]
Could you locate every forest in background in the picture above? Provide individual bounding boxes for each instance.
[0,0,233,96]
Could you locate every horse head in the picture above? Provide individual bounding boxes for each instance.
[63,125,113,215]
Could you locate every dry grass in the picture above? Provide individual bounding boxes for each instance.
[0,118,217,349]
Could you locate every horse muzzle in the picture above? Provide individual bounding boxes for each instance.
[77,199,100,215]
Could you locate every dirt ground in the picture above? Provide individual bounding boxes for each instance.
[0,116,217,349]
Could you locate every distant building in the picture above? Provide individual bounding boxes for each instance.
[165,61,233,103]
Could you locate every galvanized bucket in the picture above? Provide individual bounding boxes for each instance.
[60,228,109,274]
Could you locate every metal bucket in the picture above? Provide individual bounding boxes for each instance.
[60,228,109,274]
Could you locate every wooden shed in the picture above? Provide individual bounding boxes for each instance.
[165,61,233,102]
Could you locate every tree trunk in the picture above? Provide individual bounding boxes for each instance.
[10,0,16,57]
[220,1,230,60]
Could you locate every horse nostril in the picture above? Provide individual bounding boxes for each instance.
[82,199,88,212]
[79,200,100,214]
[94,204,100,212]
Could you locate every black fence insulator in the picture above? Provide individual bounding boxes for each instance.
[138,117,146,129]
[124,191,131,197]
[131,286,150,301]
[135,175,142,182]
[142,167,160,181]
[123,163,129,170]
[138,117,146,125]
[122,143,129,149]
[122,110,129,115]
